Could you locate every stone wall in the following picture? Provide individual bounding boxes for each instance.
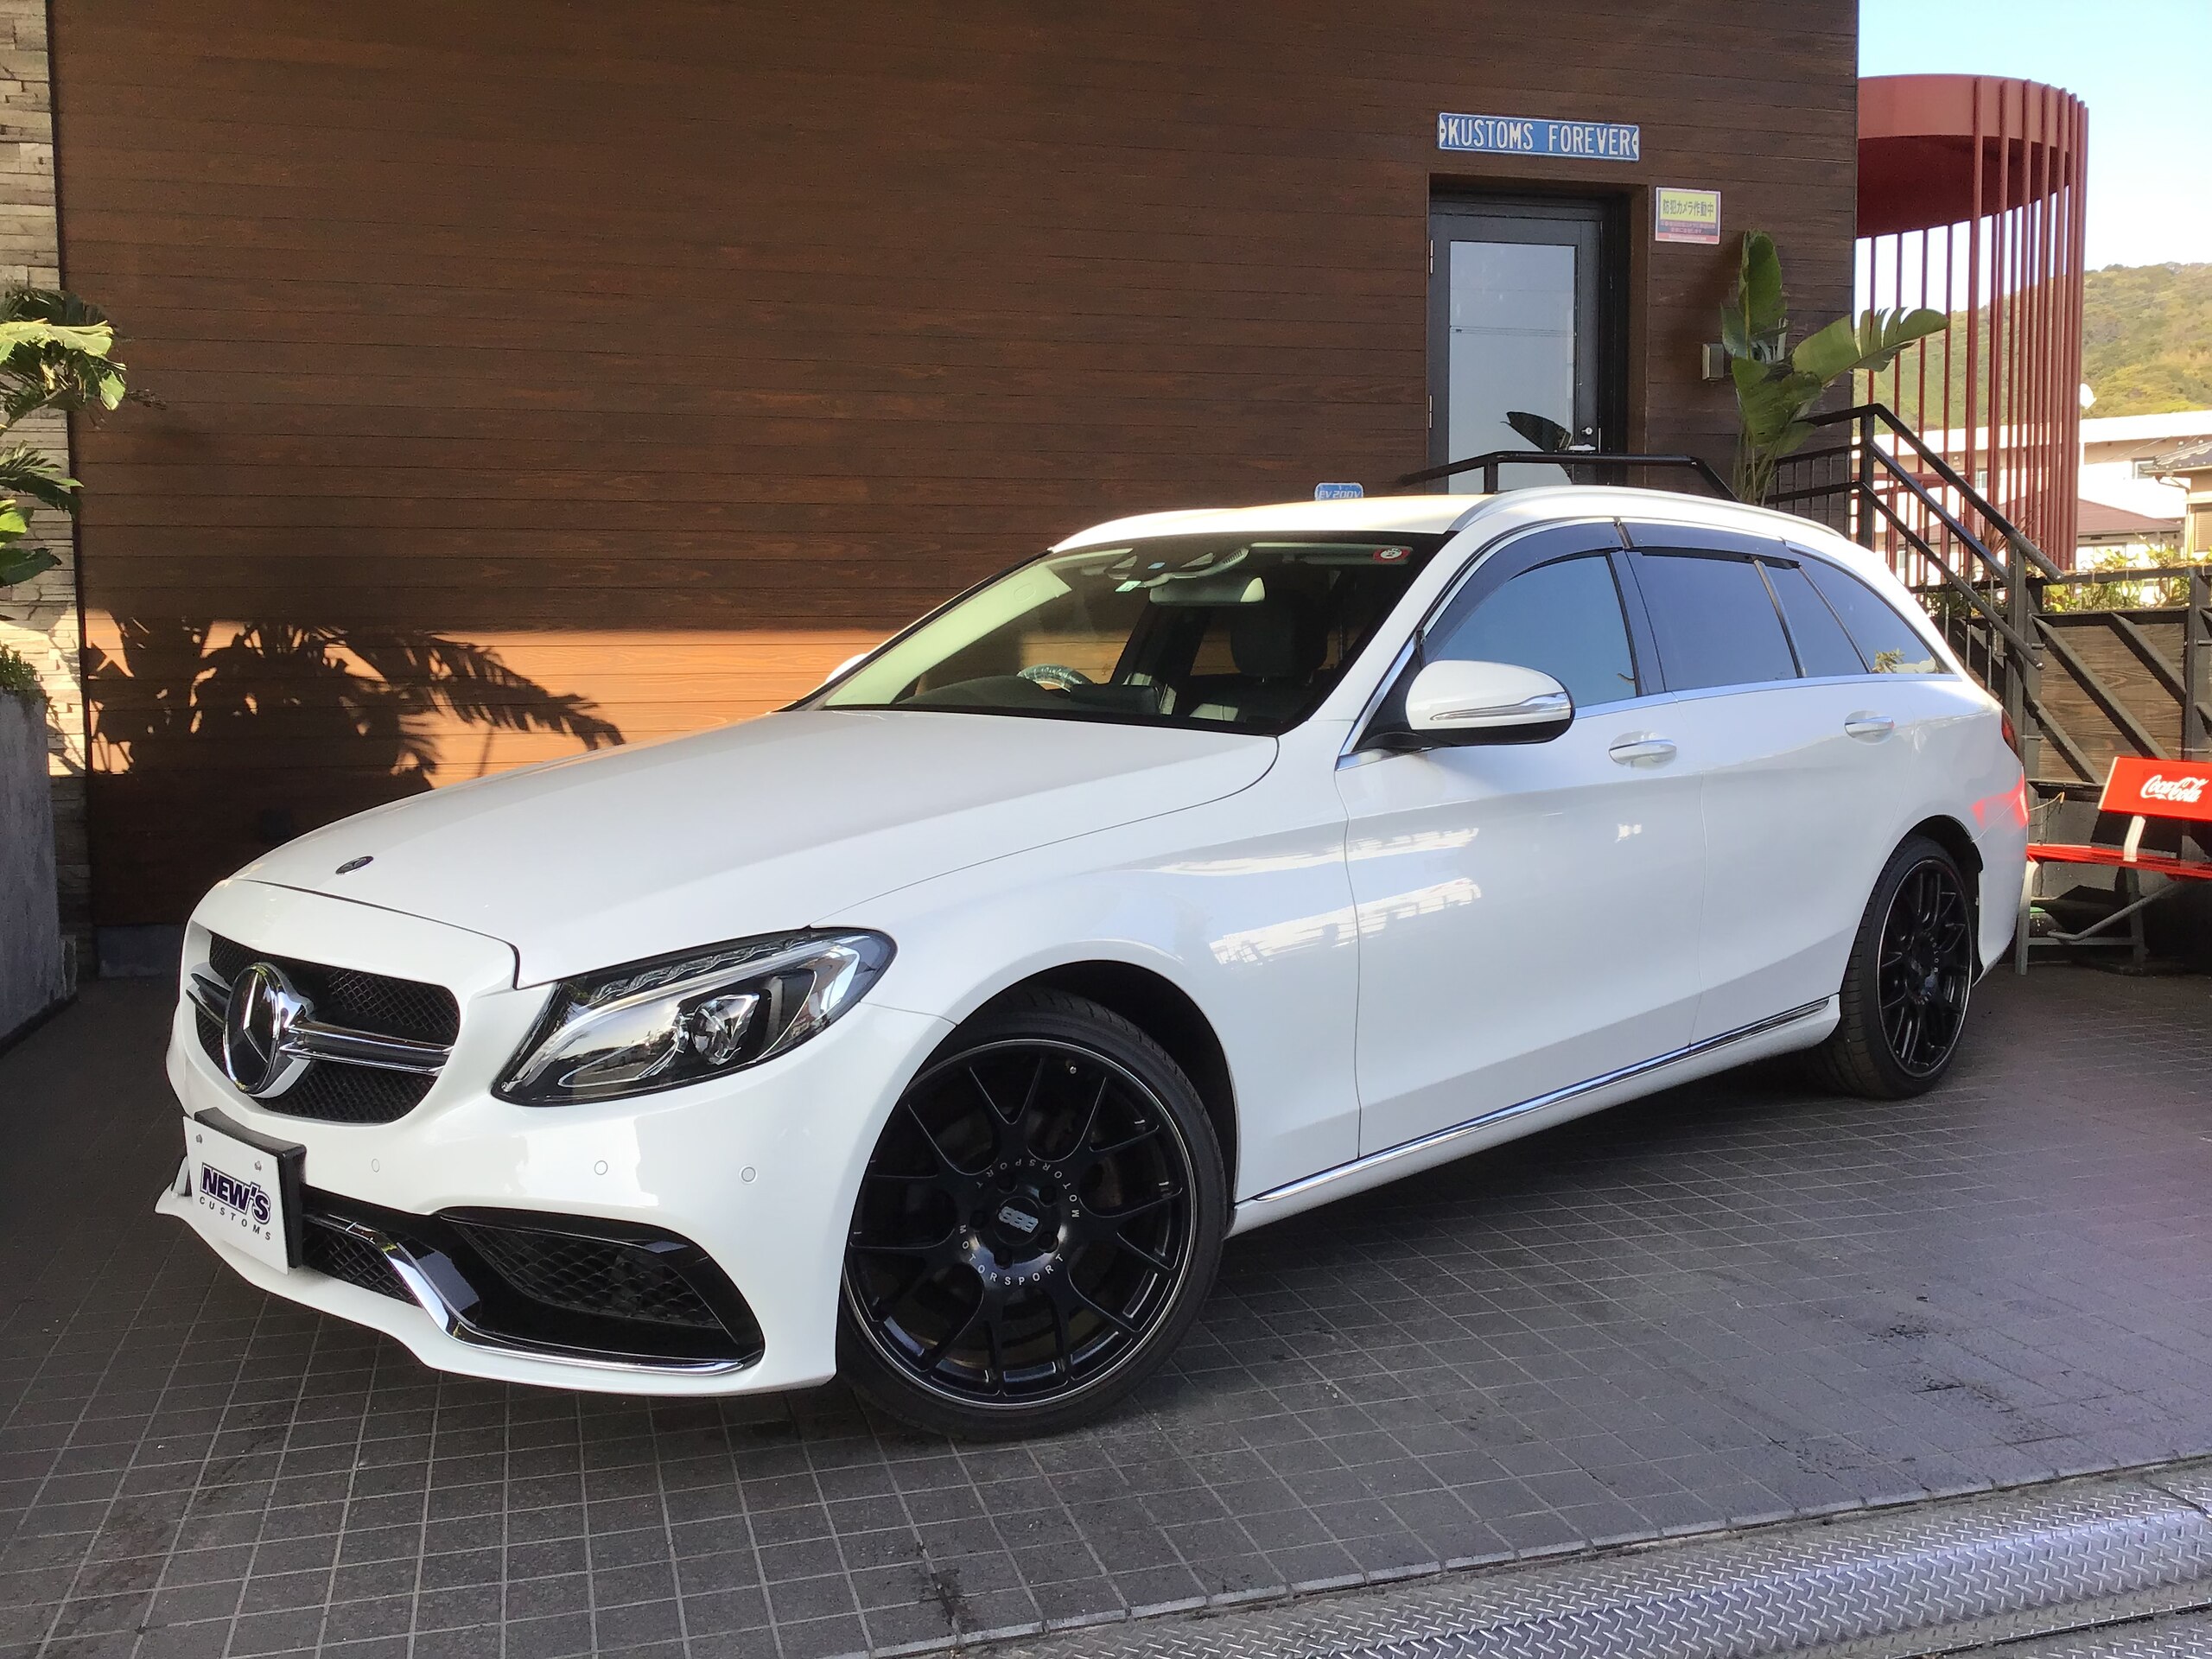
[0,0,85,971]
[0,690,65,1039]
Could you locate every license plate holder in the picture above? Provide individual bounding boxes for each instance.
[183,1109,305,1272]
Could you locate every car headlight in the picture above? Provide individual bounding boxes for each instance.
[496,931,893,1105]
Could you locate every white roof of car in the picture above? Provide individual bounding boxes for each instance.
[1054,494,1478,548]
[1053,486,1847,556]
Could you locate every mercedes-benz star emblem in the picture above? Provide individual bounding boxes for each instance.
[222,963,314,1099]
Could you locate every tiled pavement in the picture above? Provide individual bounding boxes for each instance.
[3,967,2210,1659]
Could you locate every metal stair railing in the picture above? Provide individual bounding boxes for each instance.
[1768,403,2068,782]
[1393,449,1736,498]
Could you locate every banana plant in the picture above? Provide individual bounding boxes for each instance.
[0,287,130,592]
[1723,232,1943,504]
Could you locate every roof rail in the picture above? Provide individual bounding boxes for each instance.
[1393,449,1737,499]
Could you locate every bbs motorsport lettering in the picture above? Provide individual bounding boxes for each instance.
[200,1162,272,1227]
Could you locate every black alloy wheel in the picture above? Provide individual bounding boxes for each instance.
[1877,858,1974,1075]
[1814,834,1977,1098]
[839,989,1225,1439]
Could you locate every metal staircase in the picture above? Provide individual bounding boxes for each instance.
[1769,404,2212,789]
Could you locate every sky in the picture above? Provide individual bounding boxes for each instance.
[1859,0,2212,270]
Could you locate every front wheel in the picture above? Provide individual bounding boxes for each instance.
[838,989,1225,1439]
[1813,834,1977,1098]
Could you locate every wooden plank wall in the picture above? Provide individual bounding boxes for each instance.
[53,0,1855,923]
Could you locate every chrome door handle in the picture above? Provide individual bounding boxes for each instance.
[1844,713,1895,741]
[1608,735,1677,766]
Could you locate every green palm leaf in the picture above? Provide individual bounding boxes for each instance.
[0,543,57,588]
[1722,233,1948,502]
[1789,307,1945,383]
[0,445,80,512]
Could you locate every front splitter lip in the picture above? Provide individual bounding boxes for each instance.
[156,1174,774,1395]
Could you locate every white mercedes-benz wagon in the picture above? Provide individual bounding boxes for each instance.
[161,486,2029,1437]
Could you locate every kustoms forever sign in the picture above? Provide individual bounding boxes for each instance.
[1437,111,1641,162]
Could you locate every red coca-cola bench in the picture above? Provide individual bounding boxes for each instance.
[2017,754,2212,971]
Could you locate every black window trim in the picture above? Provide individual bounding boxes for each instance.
[1749,556,1811,678]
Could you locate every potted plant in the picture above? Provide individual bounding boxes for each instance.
[1722,231,1945,505]
[0,288,130,1045]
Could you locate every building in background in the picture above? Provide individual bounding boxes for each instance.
[2077,410,2199,562]
[4,0,1859,963]
[2139,437,2212,556]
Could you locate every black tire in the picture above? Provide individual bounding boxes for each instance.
[838,988,1226,1440]
[1812,834,1977,1098]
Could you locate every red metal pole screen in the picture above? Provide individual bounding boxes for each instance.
[1858,74,2088,566]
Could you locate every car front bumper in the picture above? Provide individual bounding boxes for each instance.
[159,880,951,1395]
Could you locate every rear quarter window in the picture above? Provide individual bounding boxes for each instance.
[1762,561,1866,677]
[1800,558,1947,675]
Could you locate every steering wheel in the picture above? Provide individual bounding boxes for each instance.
[1017,663,1093,693]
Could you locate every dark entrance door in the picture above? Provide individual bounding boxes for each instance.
[1428,198,1615,493]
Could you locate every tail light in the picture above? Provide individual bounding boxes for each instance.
[2000,709,2019,757]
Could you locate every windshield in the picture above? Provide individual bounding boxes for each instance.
[810,533,1446,734]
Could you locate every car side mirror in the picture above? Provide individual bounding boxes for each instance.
[1396,658,1574,747]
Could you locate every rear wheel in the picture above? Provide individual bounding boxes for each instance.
[1813,835,1976,1098]
[838,989,1225,1439]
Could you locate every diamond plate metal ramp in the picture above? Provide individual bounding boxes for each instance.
[1959,1609,2212,1656]
[974,1462,2212,1659]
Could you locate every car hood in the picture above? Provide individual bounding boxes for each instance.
[234,709,1276,985]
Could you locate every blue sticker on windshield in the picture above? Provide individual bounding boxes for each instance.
[1313,482,1363,500]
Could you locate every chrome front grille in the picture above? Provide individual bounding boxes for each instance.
[206,936,459,1044]
[190,935,460,1124]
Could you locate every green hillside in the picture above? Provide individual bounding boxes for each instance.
[1853,261,2211,423]
[2081,262,2212,414]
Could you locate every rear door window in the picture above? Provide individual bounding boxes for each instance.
[1799,558,1946,675]
[1762,560,1866,677]
[1630,551,1797,692]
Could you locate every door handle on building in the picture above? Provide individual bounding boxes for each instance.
[1844,713,1895,741]
[1608,735,1677,766]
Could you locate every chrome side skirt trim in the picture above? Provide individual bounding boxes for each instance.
[315,1217,756,1378]
[1243,998,1834,1211]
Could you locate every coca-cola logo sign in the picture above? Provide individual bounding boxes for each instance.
[2139,772,2207,805]
[2101,757,2212,823]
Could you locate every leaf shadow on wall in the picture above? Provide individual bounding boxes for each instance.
[83,617,623,923]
